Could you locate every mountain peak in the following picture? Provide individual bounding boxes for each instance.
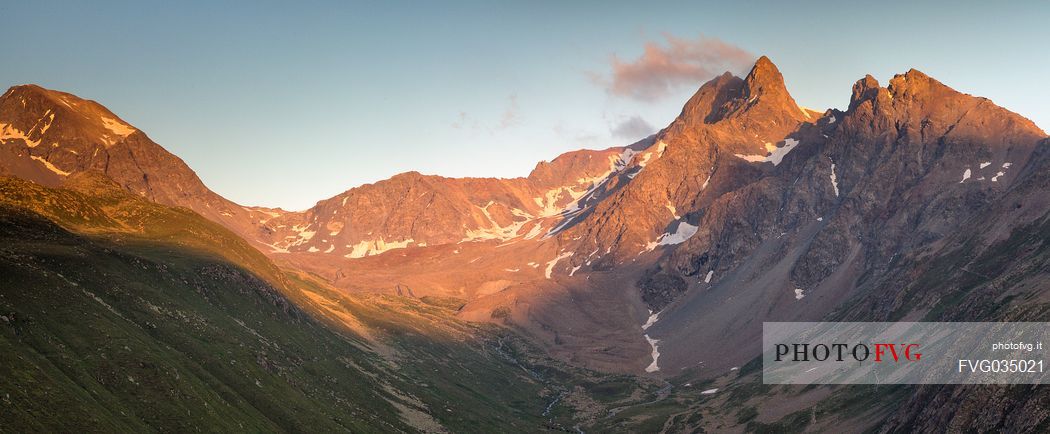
[742,56,793,103]
[5,84,83,111]
[886,68,940,98]
[5,84,46,96]
[5,84,50,97]
[849,75,881,111]
[1,84,138,149]
[844,68,1047,141]
[714,55,808,127]
[748,56,778,80]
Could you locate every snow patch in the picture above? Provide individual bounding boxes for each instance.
[656,221,699,246]
[642,310,660,331]
[656,140,668,157]
[734,138,799,166]
[544,252,573,279]
[287,224,317,247]
[644,335,661,373]
[734,153,767,163]
[346,238,415,258]
[461,202,531,242]
[767,138,799,166]
[248,207,282,219]
[829,162,839,196]
[100,116,136,137]
[30,156,70,176]
[794,288,805,300]
[700,388,718,395]
[980,162,991,169]
[991,163,1012,182]
[0,123,40,147]
[522,222,544,240]
[615,147,639,169]
[665,203,679,219]
[38,112,55,135]
[704,270,713,283]
[635,142,666,168]
[960,168,971,183]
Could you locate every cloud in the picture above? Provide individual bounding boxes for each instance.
[592,34,754,102]
[610,115,655,139]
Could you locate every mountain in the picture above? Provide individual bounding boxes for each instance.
[252,141,654,257]
[0,84,290,248]
[248,58,1048,398]
[449,58,1048,368]
[0,173,684,432]
[625,67,1047,373]
[0,84,663,261]
[8,59,1045,375]
[2,55,1048,432]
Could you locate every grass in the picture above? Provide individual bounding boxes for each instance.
[0,176,663,432]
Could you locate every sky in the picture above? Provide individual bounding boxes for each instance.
[2,0,1048,210]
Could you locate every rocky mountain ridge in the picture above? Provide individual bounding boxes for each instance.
[2,58,1047,377]
[0,84,663,260]
[2,56,1048,432]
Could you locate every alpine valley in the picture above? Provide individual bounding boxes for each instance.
[1,57,1048,432]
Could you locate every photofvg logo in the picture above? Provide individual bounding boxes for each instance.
[763,322,1048,385]
[775,342,922,363]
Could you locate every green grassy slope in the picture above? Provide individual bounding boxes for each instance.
[0,202,412,432]
[0,176,665,432]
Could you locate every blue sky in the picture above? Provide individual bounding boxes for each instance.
[2,1,1047,210]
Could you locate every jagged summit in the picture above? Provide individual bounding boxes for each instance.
[673,56,806,127]
[844,69,1046,140]
[728,56,807,121]
[658,55,814,160]
[848,74,880,111]
[742,55,797,106]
